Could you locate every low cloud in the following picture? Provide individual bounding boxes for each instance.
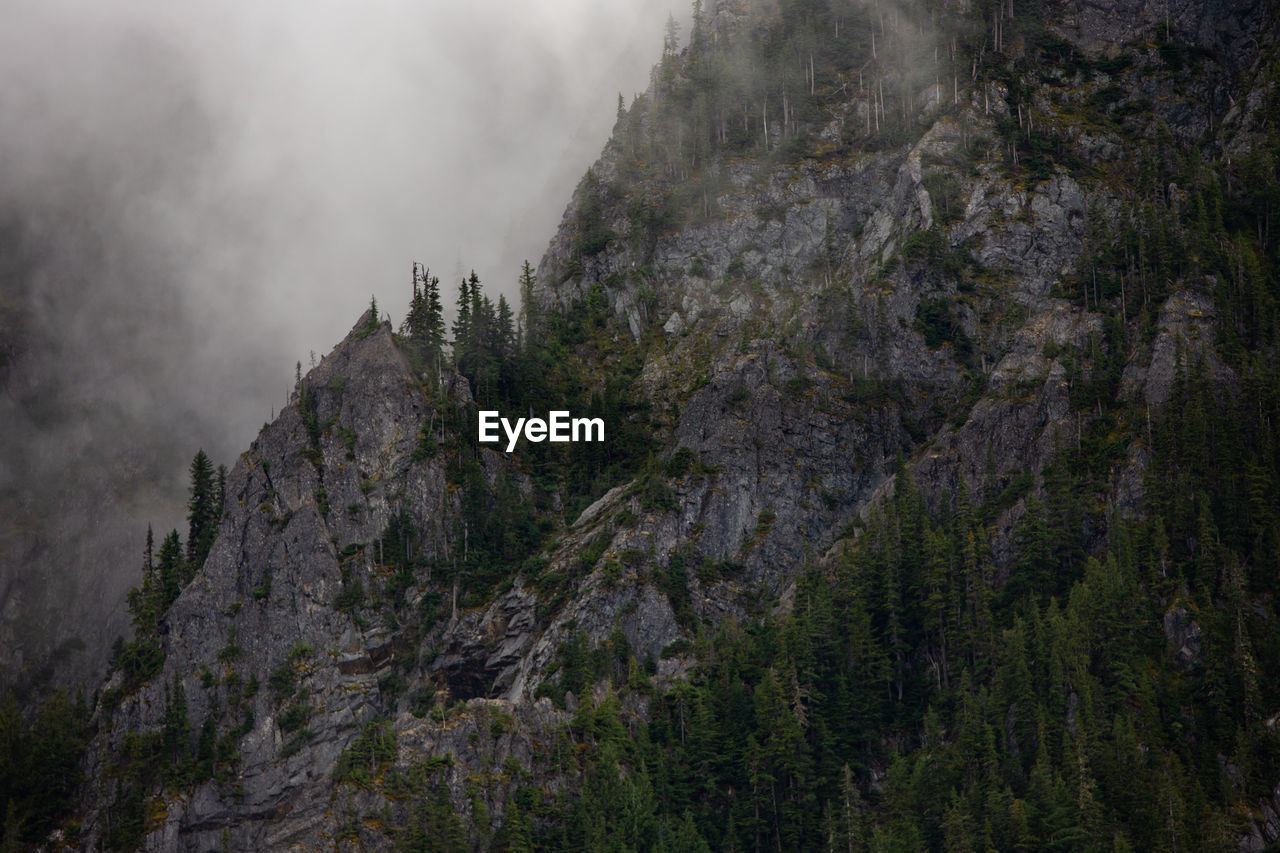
[0,0,676,681]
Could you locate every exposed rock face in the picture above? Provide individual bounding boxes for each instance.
[530,78,1131,588]
[73,0,1278,847]
[79,316,495,850]
[1241,780,1280,851]
[1122,289,1231,409]
[1163,605,1203,670]
[1054,0,1266,66]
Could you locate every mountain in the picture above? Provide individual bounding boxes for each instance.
[5,0,1279,848]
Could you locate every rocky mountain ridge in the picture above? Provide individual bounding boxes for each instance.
[59,0,1280,848]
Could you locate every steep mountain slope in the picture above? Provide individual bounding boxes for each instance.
[53,0,1280,849]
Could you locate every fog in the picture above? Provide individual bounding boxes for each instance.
[5,0,678,445]
[0,0,677,686]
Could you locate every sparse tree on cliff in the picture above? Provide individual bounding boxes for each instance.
[186,450,218,572]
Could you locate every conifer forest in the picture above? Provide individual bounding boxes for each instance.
[3,0,1280,850]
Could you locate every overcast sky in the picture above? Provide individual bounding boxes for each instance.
[0,0,677,463]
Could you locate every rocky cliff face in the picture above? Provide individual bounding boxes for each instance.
[532,55,1168,570]
[79,316,485,849]
[1052,0,1265,63]
[73,0,1280,848]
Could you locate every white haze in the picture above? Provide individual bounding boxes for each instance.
[0,0,679,680]
[3,0,676,456]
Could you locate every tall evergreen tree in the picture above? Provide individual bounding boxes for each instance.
[402,262,447,372]
[517,260,539,337]
[496,294,515,358]
[452,273,473,368]
[423,270,446,368]
[216,464,227,516]
[157,529,185,612]
[186,450,219,572]
[126,526,161,634]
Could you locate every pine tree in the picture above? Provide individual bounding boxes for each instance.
[664,13,681,56]
[186,450,219,572]
[157,529,185,612]
[364,294,381,335]
[923,525,955,691]
[671,809,712,852]
[496,294,515,358]
[423,271,446,368]
[401,263,425,347]
[127,526,161,634]
[941,792,974,853]
[492,797,535,852]
[23,690,88,841]
[517,261,539,338]
[620,759,659,850]
[452,274,473,372]
[1007,498,1053,605]
[404,785,467,853]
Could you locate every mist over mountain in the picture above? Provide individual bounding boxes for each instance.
[0,0,676,690]
[3,0,1280,849]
